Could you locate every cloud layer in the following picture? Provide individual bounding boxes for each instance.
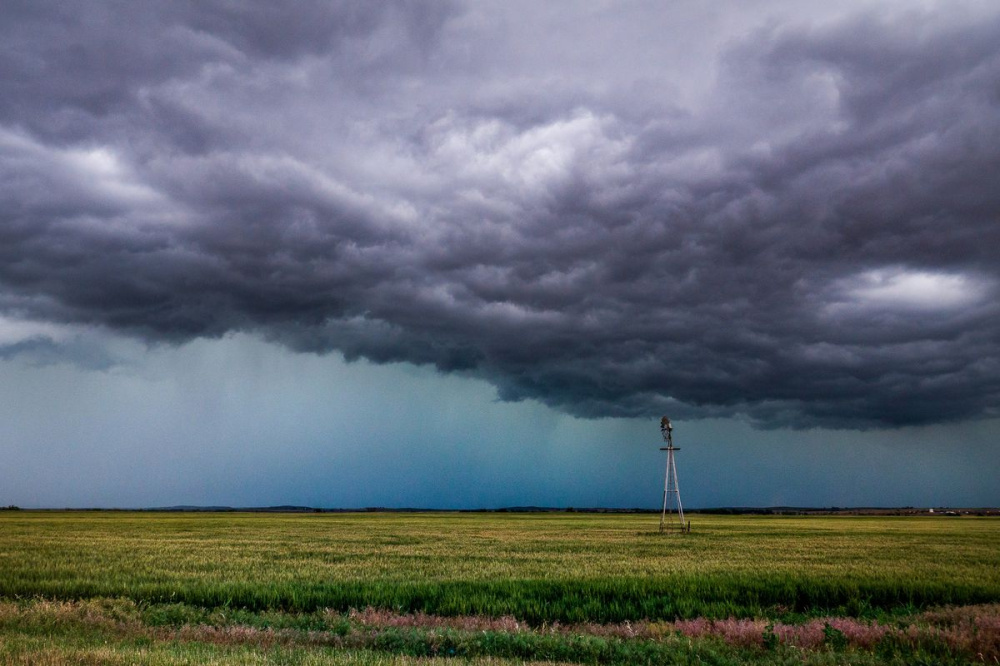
[2,1,999,428]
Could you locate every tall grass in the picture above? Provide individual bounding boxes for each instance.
[1,512,997,622]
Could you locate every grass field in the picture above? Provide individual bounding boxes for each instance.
[1,511,998,664]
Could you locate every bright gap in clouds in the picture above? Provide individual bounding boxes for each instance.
[843,268,987,310]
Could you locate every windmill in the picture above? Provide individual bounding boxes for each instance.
[658,416,689,533]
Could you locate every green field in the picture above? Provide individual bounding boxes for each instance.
[1,511,998,664]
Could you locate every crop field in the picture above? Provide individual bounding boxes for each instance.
[1,511,998,664]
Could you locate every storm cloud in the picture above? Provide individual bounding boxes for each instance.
[2,1,999,428]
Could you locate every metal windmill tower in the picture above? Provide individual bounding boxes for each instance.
[658,416,688,533]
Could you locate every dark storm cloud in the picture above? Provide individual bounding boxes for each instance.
[2,1,999,428]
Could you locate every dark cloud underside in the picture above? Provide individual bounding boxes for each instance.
[2,1,999,428]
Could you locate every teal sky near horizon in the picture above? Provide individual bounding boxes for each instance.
[3,334,996,509]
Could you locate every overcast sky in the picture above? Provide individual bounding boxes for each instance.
[2,1,998,508]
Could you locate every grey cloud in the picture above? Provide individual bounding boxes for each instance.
[1,2,999,428]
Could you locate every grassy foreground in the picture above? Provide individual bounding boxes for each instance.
[1,512,998,664]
